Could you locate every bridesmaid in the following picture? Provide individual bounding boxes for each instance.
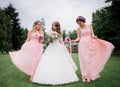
[72,16,114,82]
[9,20,44,81]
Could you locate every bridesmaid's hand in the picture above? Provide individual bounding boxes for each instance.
[39,38,44,43]
[93,36,98,39]
[71,40,75,43]
[71,39,79,43]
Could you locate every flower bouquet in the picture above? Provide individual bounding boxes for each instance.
[64,36,72,53]
[47,30,61,43]
[39,34,44,39]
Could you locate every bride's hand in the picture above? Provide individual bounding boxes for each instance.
[52,33,57,38]
[59,40,65,45]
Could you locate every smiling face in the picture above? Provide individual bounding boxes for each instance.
[77,20,85,26]
[77,21,82,26]
[33,20,42,31]
[52,21,61,34]
[52,23,57,31]
[36,22,42,30]
[52,21,60,31]
[76,16,86,26]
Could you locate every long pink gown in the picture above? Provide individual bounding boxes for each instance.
[9,32,43,76]
[78,25,114,80]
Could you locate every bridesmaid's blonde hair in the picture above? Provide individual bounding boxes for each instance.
[31,20,42,32]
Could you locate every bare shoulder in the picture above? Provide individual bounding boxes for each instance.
[87,24,92,28]
[77,27,80,32]
[41,30,44,34]
[28,30,32,35]
[86,24,91,27]
[87,24,93,30]
[77,27,80,30]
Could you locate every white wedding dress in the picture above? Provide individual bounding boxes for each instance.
[32,31,79,85]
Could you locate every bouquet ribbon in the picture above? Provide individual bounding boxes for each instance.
[64,37,72,54]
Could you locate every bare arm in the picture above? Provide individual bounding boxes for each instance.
[59,34,65,45]
[60,40,65,45]
[39,31,44,43]
[25,31,31,42]
[72,28,81,43]
[89,25,97,39]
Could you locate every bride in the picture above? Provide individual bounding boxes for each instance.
[32,21,79,85]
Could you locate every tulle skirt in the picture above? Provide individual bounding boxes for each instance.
[9,41,43,76]
[78,37,114,80]
[32,40,79,85]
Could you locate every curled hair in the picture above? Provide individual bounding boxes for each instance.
[76,16,86,23]
[33,20,41,26]
[52,21,61,35]
[32,20,42,32]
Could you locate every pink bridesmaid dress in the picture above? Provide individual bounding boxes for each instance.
[78,25,114,80]
[9,32,43,76]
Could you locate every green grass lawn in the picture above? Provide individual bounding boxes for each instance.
[0,53,120,87]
